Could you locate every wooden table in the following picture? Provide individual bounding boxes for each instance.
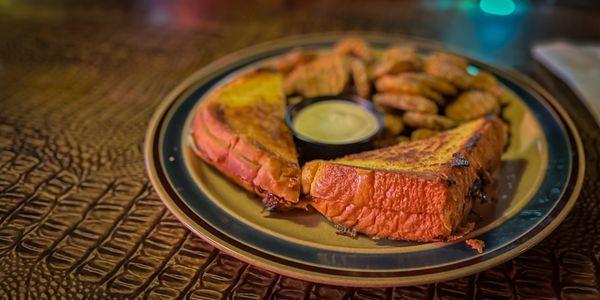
[1,1,599,298]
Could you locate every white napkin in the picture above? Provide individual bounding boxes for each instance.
[532,42,600,126]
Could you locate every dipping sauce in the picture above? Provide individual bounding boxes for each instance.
[292,100,380,144]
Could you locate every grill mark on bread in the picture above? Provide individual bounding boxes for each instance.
[450,152,470,167]
[466,134,481,151]
[334,224,358,239]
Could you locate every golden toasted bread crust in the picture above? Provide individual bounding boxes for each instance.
[191,72,300,208]
[302,117,507,241]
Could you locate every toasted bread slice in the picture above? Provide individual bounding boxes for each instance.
[191,71,300,209]
[302,117,507,242]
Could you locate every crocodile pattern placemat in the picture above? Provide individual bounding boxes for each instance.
[1,1,599,299]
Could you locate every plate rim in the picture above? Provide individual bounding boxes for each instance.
[144,32,585,287]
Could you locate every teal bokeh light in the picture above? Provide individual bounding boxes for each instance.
[480,0,516,16]
[467,66,480,76]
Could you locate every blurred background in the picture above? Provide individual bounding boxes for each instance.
[1,0,598,70]
[2,0,598,130]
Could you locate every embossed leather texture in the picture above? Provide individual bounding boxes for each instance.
[1,1,599,299]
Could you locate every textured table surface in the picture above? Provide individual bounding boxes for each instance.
[1,1,599,299]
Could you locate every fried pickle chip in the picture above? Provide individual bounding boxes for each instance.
[424,52,473,90]
[445,90,500,122]
[424,62,473,90]
[382,113,404,137]
[375,75,443,103]
[285,54,348,97]
[472,71,518,105]
[425,52,469,69]
[350,58,371,98]
[472,71,498,91]
[373,93,438,114]
[400,72,457,96]
[268,49,318,74]
[411,128,439,140]
[402,111,455,130]
[372,46,422,77]
[490,85,519,105]
[334,36,372,62]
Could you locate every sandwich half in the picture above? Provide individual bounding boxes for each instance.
[191,71,301,209]
[302,117,507,242]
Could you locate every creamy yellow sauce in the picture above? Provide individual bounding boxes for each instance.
[293,100,380,144]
